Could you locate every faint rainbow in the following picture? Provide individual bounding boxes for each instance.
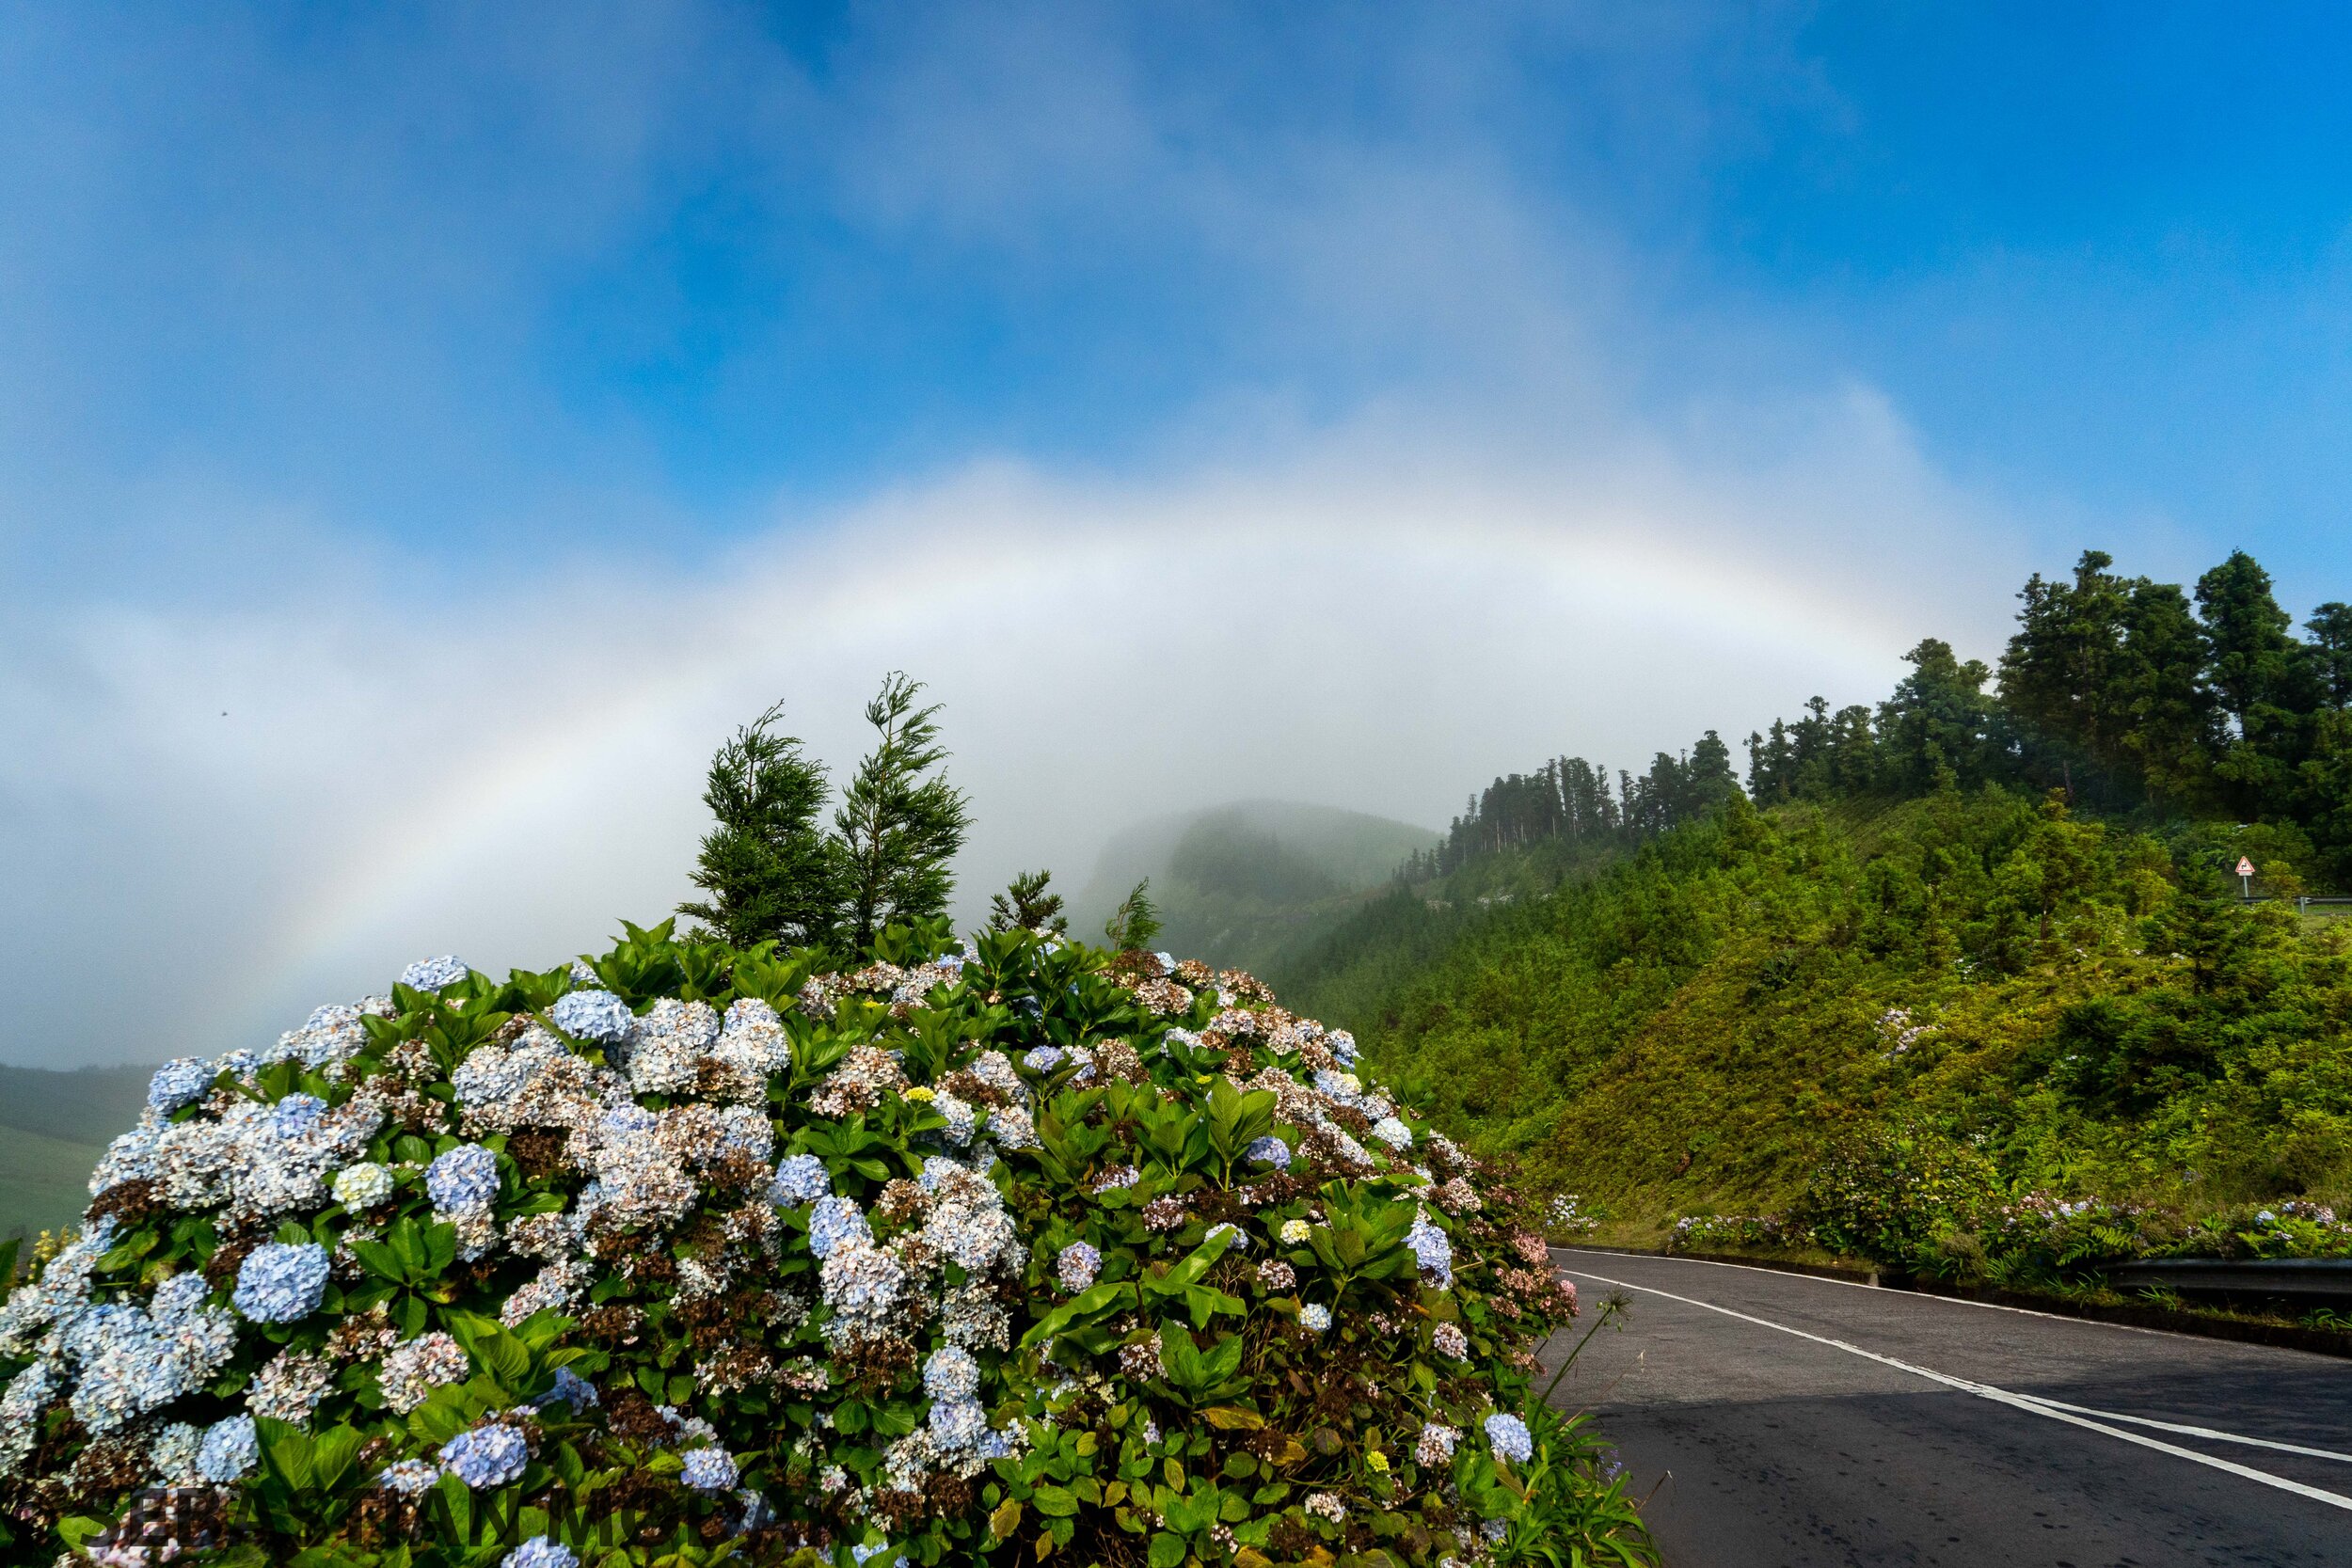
[243,499,1912,1024]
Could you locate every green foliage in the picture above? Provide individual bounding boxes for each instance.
[1791,1123,2002,1270]
[987,869,1068,938]
[1468,1396,1652,1568]
[1741,547,2352,882]
[1406,740,1735,886]
[1075,801,1439,982]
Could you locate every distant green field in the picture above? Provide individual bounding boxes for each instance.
[0,1062,149,1244]
[0,1125,103,1243]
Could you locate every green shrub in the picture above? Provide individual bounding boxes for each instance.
[1791,1124,2002,1276]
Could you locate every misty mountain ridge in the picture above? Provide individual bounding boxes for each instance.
[1073,799,1437,975]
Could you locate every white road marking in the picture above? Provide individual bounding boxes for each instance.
[2010,1394,2352,1464]
[1561,1265,2352,1514]
[1554,1246,2352,1461]
[1555,1245,2182,1338]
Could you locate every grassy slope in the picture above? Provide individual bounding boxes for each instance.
[0,1063,149,1242]
[1282,790,2352,1241]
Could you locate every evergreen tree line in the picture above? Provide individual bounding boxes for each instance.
[1414,548,2351,888]
[1404,733,1741,880]
[1747,549,2350,882]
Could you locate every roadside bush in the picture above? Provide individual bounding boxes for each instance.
[0,920,1653,1568]
[1789,1125,2001,1277]
[1661,1215,1800,1254]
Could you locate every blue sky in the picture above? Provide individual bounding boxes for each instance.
[6,2,2351,1063]
[8,3,2350,591]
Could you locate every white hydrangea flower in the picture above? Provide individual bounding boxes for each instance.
[399,955,470,991]
[332,1162,395,1210]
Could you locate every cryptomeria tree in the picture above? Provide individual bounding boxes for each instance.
[1104,878,1162,952]
[676,700,842,948]
[681,675,970,954]
[988,868,1069,936]
[835,673,972,949]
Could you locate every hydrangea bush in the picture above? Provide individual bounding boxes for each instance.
[0,919,1652,1567]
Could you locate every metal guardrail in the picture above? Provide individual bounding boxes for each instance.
[2109,1258,2352,1297]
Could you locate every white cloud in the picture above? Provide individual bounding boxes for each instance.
[0,401,2030,1069]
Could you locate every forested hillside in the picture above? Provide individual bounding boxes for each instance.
[1277,549,2352,1280]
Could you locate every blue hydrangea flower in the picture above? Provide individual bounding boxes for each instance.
[976,1428,1015,1461]
[150,1269,212,1323]
[1406,1211,1454,1290]
[1022,1046,1067,1072]
[1056,1241,1101,1291]
[232,1243,330,1323]
[265,1093,328,1138]
[439,1423,530,1489]
[917,1155,972,1192]
[63,1287,237,1434]
[1244,1135,1291,1169]
[680,1448,739,1492]
[399,955,470,991]
[197,1415,260,1481]
[928,1396,988,1451]
[1312,1069,1361,1103]
[1329,1031,1361,1069]
[549,989,633,1044]
[923,1346,979,1400]
[600,1103,658,1140]
[1298,1303,1332,1333]
[1371,1117,1414,1149]
[149,1422,204,1484]
[1484,1413,1533,1465]
[851,1542,902,1568]
[768,1153,830,1206]
[379,1459,440,1494]
[534,1368,599,1413]
[807,1196,870,1259]
[502,1536,579,1568]
[147,1058,215,1113]
[427,1144,501,1212]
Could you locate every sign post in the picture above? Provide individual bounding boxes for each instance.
[2236,856,2256,901]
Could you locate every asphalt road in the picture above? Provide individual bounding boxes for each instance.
[1545,1249,2352,1568]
